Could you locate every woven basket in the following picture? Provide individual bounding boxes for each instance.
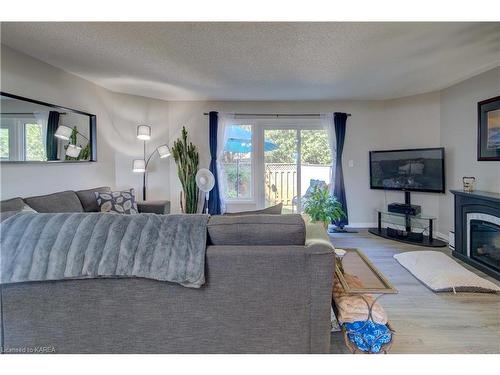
[342,321,395,354]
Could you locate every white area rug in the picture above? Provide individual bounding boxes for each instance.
[394,251,500,293]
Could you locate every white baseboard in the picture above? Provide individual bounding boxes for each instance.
[435,231,449,243]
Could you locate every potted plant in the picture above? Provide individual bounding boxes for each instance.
[171,126,199,213]
[303,186,346,229]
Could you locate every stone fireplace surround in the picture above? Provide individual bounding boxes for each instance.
[451,190,500,281]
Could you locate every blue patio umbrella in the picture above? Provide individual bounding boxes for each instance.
[224,126,278,197]
[224,126,278,152]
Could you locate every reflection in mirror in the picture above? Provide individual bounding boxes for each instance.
[0,93,96,162]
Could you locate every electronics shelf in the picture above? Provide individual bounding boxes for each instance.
[369,209,447,247]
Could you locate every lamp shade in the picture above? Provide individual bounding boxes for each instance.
[137,125,151,140]
[132,159,146,173]
[65,144,82,158]
[54,125,73,140]
[157,144,171,158]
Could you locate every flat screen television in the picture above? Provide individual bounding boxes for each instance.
[369,147,445,193]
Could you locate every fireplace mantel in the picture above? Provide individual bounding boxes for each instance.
[451,190,500,280]
[450,190,500,204]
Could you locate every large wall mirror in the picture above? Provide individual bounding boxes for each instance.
[0,92,96,163]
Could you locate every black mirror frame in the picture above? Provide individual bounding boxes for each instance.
[0,91,97,163]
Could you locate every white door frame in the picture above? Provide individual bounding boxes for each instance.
[256,118,324,211]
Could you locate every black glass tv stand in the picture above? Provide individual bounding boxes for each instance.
[368,209,447,247]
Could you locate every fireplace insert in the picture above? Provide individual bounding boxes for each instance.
[469,219,500,273]
[452,190,500,280]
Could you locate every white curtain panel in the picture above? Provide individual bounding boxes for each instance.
[216,113,234,214]
[321,113,336,194]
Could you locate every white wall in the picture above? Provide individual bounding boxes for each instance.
[438,67,500,236]
[0,45,170,201]
[167,95,441,225]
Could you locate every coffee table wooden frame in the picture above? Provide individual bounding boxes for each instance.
[335,248,398,294]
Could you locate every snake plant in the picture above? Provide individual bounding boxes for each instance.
[171,126,199,213]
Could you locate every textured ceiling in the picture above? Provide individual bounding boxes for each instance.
[1,22,499,101]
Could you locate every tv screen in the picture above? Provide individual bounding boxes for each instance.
[369,148,445,193]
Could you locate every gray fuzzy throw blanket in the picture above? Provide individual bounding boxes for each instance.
[1,213,209,288]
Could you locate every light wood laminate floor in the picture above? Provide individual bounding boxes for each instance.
[329,229,500,354]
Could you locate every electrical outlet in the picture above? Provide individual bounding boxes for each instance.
[348,160,354,167]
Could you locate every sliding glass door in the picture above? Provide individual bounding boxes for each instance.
[262,125,332,213]
[264,128,298,213]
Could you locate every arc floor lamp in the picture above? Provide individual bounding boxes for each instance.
[132,125,170,201]
[54,124,89,158]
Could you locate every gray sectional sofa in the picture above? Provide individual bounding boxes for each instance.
[0,188,335,353]
[0,186,170,215]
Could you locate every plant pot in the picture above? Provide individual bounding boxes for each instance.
[309,219,329,230]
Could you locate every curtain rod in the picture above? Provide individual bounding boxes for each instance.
[202,112,351,117]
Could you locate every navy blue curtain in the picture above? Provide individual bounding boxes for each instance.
[333,112,349,227]
[207,111,222,214]
[45,111,60,161]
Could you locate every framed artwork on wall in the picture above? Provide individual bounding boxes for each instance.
[478,96,500,161]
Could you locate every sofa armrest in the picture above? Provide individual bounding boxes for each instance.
[305,220,335,250]
[137,200,170,214]
[303,223,336,352]
[305,241,335,352]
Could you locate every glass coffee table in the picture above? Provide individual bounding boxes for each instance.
[333,248,397,354]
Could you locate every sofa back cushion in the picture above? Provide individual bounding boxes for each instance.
[225,203,283,216]
[207,214,305,246]
[0,197,25,212]
[24,191,84,213]
[76,186,111,212]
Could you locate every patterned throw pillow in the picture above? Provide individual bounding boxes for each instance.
[95,189,139,214]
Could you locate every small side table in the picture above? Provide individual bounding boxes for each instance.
[137,200,170,214]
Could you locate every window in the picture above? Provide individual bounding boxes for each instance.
[0,128,10,159]
[221,124,253,200]
[24,123,46,161]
